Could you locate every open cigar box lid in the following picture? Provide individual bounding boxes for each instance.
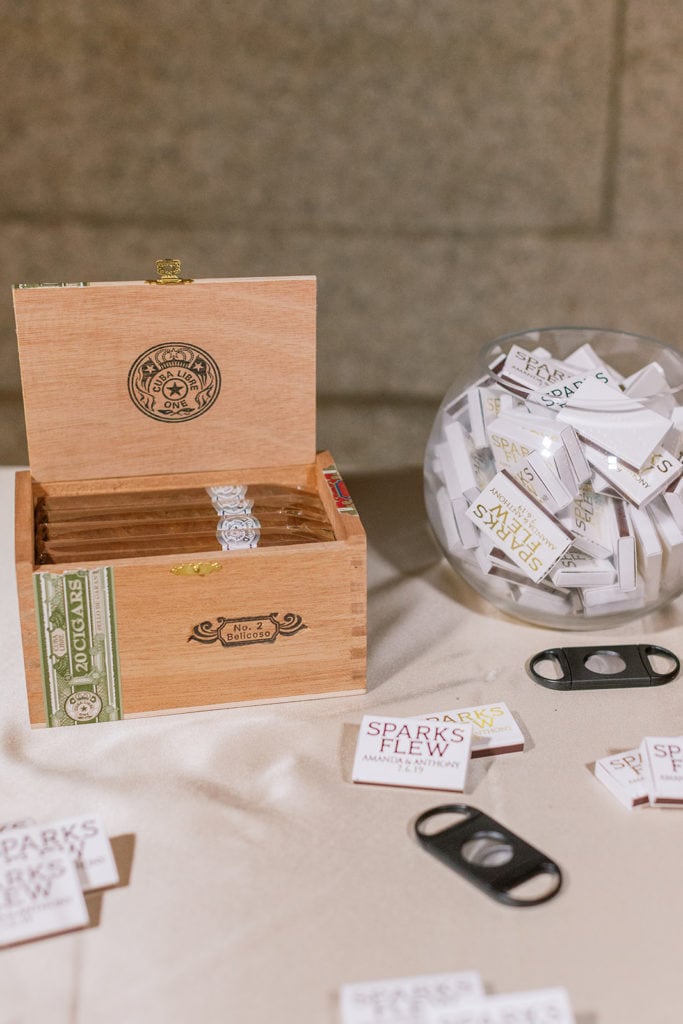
[13,262,317,483]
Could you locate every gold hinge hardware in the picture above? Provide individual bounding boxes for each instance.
[147,259,193,285]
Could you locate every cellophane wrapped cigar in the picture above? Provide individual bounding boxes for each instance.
[35,483,325,523]
[35,484,335,565]
[37,502,329,540]
[37,518,334,564]
[37,497,328,529]
[37,505,331,540]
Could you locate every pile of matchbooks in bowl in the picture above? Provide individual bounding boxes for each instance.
[424,328,683,629]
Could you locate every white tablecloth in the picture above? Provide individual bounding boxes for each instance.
[1,465,682,1023]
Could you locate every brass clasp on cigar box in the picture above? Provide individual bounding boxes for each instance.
[170,561,222,577]
[147,258,193,285]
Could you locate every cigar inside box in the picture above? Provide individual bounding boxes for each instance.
[34,483,335,563]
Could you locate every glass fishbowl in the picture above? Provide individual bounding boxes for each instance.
[424,328,683,629]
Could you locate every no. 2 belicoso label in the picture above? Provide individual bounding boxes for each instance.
[188,612,306,648]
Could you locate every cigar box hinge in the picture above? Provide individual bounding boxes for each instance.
[147,259,193,285]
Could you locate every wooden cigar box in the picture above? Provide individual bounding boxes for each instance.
[13,261,366,727]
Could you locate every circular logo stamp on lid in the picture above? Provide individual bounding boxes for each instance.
[64,690,103,723]
[128,343,221,422]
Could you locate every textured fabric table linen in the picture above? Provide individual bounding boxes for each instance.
[1,466,682,1024]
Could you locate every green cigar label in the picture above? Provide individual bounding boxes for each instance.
[34,567,122,726]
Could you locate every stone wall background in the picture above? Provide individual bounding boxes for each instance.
[1,1,681,470]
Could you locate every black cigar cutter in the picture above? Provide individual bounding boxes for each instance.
[414,804,562,907]
[527,643,680,691]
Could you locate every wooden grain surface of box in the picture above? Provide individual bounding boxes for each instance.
[13,264,366,727]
